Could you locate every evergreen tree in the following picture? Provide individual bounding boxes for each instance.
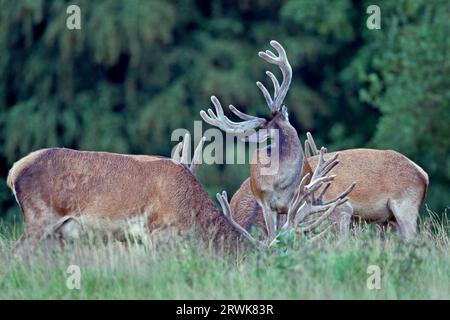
[0,0,448,221]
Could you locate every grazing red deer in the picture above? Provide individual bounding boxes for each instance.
[30,134,207,247]
[6,147,241,249]
[200,40,304,243]
[303,133,429,239]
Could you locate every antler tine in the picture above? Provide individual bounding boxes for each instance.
[321,157,339,176]
[305,222,335,242]
[258,40,292,112]
[282,174,310,231]
[308,148,324,182]
[180,133,190,165]
[304,139,312,158]
[297,201,339,233]
[311,148,339,182]
[172,142,183,163]
[305,131,320,158]
[316,182,331,203]
[229,104,261,121]
[306,175,336,195]
[321,182,356,206]
[190,136,206,175]
[288,146,353,237]
[288,173,311,212]
[172,133,206,175]
[306,132,319,156]
[266,71,280,97]
[216,191,264,248]
[255,70,281,113]
[200,96,266,134]
[256,81,273,111]
[311,147,326,181]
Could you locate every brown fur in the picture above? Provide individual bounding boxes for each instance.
[245,112,304,238]
[249,114,303,216]
[308,149,428,223]
[7,148,252,248]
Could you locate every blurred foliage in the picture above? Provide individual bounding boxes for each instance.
[0,0,448,220]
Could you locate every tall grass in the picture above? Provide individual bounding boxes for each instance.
[0,208,448,299]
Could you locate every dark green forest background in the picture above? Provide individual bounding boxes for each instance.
[0,0,448,223]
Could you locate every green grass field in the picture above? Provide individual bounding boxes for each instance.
[0,209,448,300]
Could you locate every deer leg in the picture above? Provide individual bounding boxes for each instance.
[258,201,276,243]
[14,200,62,256]
[14,204,40,255]
[338,202,353,237]
[388,199,418,241]
[339,212,352,237]
[14,224,43,257]
[14,231,33,253]
[276,213,288,231]
[339,214,351,234]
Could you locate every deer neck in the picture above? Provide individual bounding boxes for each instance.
[273,119,304,170]
[191,188,240,242]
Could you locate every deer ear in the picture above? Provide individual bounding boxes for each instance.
[241,129,270,143]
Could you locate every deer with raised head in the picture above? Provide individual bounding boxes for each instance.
[200,40,305,244]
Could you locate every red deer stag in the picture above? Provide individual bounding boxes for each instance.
[200,40,304,243]
[6,146,240,249]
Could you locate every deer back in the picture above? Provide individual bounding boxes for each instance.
[307,148,428,220]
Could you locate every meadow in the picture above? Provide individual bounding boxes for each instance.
[0,208,448,300]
